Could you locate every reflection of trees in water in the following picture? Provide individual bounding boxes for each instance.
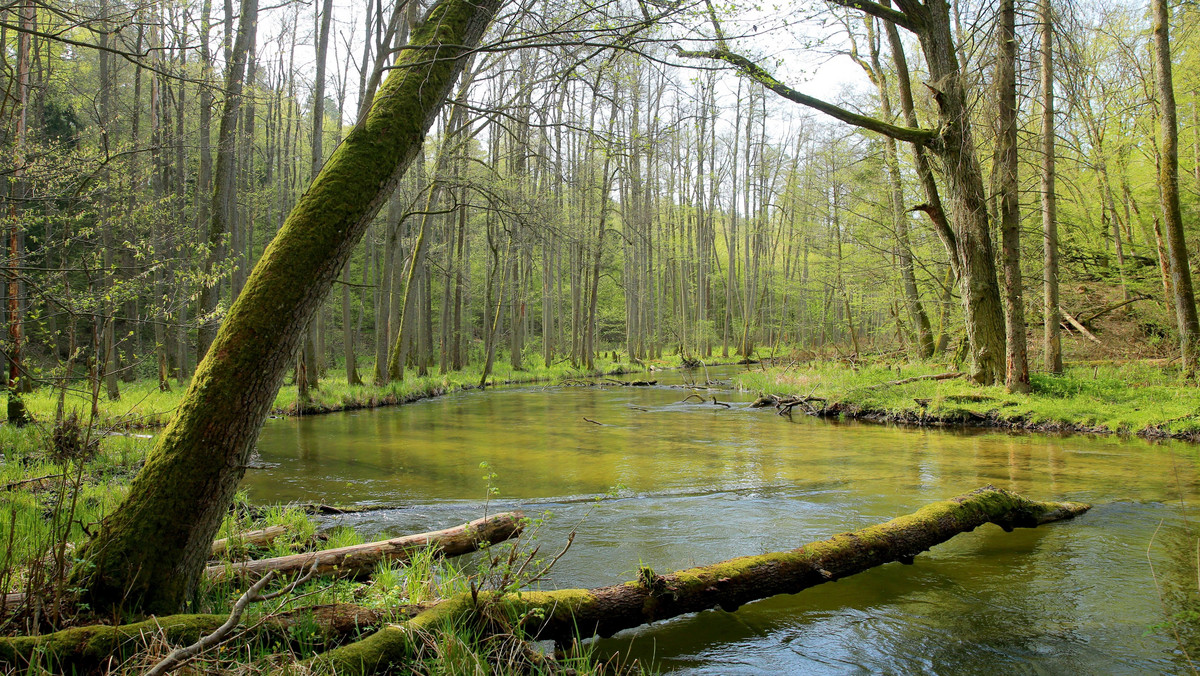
[1149,519,1200,669]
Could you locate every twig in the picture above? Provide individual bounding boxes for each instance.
[145,563,318,676]
[1,473,62,491]
[582,418,603,425]
[679,394,705,403]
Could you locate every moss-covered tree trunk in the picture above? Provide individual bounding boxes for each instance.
[916,4,1006,385]
[72,0,500,616]
[309,486,1089,674]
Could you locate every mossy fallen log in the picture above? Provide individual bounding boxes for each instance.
[308,486,1089,675]
[206,512,523,582]
[0,602,421,672]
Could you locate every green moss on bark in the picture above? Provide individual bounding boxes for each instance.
[70,0,501,617]
[309,486,1089,675]
[0,614,224,672]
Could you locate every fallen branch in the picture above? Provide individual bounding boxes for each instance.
[2,474,63,491]
[1060,306,1102,345]
[875,371,965,387]
[211,525,290,557]
[309,486,1089,675]
[1080,294,1150,325]
[147,562,317,676]
[205,513,523,582]
[709,396,731,409]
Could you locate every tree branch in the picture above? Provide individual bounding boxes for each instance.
[673,46,936,146]
[826,0,920,33]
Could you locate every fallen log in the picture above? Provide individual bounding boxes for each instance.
[1060,306,1102,345]
[0,602,428,672]
[211,525,290,557]
[308,486,1089,675]
[205,512,523,582]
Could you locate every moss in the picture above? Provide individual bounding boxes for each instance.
[0,614,224,671]
[71,0,504,617]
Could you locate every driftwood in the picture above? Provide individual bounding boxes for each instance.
[309,486,1090,675]
[752,394,827,416]
[206,513,523,582]
[210,525,290,557]
[1059,306,1102,345]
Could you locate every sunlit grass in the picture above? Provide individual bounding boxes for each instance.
[16,350,697,429]
[737,359,1200,436]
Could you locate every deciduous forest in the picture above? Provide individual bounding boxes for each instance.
[1,0,1199,673]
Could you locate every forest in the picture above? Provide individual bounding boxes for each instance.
[0,0,1199,673]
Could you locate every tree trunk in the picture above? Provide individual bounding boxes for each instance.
[71,0,500,616]
[1153,0,1200,378]
[999,0,1029,393]
[865,16,933,358]
[5,0,33,424]
[197,0,258,360]
[1040,0,1062,375]
[917,8,1006,385]
[312,486,1090,674]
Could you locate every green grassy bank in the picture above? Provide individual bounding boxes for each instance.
[19,353,680,430]
[736,360,1200,439]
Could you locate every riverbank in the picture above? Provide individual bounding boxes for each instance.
[736,360,1200,441]
[19,353,689,430]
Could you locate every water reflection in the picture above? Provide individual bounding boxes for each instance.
[242,367,1200,674]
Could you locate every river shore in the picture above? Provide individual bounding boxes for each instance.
[736,360,1200,442]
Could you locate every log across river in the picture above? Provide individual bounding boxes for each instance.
[242,365,1200,674]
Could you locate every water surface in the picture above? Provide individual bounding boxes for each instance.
[242,367,1200,674]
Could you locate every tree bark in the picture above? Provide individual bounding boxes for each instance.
[311,486,1089,674]
[71,0,501,616]
[207,512,523,582]
[197,0,258,361]
[999,0,1029,393]
[1040,0,1062,375]
[1153,0,1200,378]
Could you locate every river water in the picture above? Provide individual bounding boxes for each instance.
[242,366,1200,674]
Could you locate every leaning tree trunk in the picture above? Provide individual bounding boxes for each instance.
[309,486,1089,674]
[917,8,1006,385]
[71,0,500,616]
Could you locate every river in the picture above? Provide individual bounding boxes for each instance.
[241,365,1200,674]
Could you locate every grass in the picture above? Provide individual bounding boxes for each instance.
[17,351,694,430]
[737,359,1200,437]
